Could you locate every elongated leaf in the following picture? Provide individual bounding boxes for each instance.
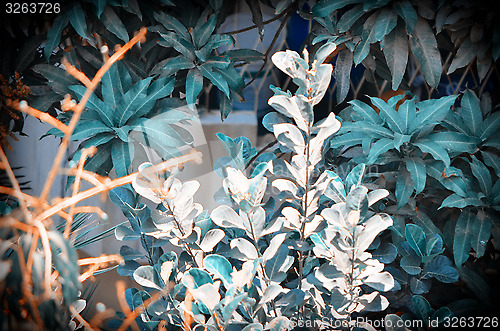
[68,2,91,41]
[131,77,175,121]
[186,68,203,110]
[348,99,382,124]
[111,140,134,177]
[374,8,398,41]
[115,78,152,126]
[194,15,216,47]
[45,15,69,59]
[330,132,364,147]
[472,211,492,258]
[408,18,441,88]
[369,96,405,133]
[394,0,418,33]
[470,156,492,196]
[354,13,377,65]
[367,138,394,164]
[159,55,195,76]
[15,35,45,72]
[101,7,129,42]
[245,0,264,38]
[429,132,480,154]
[414,141,450,166]
[70,85,114,127]
[334,49,353,103]
[154,12,189,40]
[440,193,483,209]
[383,23,408,91]
[458,267,490,303]
[404,157,426,195]
[337,4,364,33]
[199,64,230,98]
[448,39,476,74]
[454,211,474,267]
[405,224,426,257]
[459,89,482,136]
[71,121,113,141]
[414,95,457,129]
[312,0,360,18]
[482,150,500,176]
[412,210,442,238]
[480,111,500,141]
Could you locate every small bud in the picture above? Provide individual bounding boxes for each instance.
[96,302,106,312]
[19,100,28,110]
[100,45,109,54]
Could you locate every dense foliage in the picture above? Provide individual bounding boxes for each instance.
[0,0,499,330]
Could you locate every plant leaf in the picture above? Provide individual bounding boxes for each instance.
[382,23,408,91]
[186,68,203,110]
[454,211,474,267]
[405,224,426,257]
[101,7,129,42]
[404,157,426,195]
[408,18,441,88]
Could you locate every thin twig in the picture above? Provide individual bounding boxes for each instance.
[33,149,202,224]
[244,139,277,170]
[226,5,294,35]
[9,100,70,134]
[62,58,93,88]
[69,305,95,330]
[245,5,296,88]
[65,146,97,238]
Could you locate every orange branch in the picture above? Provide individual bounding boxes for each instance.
[11,100,70,134]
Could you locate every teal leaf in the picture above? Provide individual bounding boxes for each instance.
[367,138,394,164]
[111,140,134,177]
[382,23,409,91]
[131,76,175,121]
[405,157,426,195]
[372,243,397,264]
[454,211,474,267]
[245,0,264,38]
[408,18,441,88]
[312,0,360,18]
[480,111,500,141]
[158,55,195,76]
[337,4,364,33]
[369,96,405,133]
[405,224,426,257]
[44,15,68,59]
[330,132,364,148]
[429,132,480,154]
[425,234,444,257]
[186,68,203,110]
[71,121,113,141]
[334,48,353,103]
[115,77,152,126]
[459,89,482,136]
[398,97,417,133]
[153,12,189,40]
[348,99,383,124]
[193,15,217,47]
[472,211,492,258]
[422,256,458,283]
[345,163,365,193]
[400,254,422,275]
[414,141,450,166]
[374,8,398,41]
[69,85,114,127]
[414,95,457,129]
[101,7,129,42]
[440,194,483,209]
[482,150,500,177]
[412,295,433,321]
[203,255,233,289]
[394,0,418,33]
[183,268,213,289]
[396,167,413,209]
[353,13,378,65]
[215,66,245,101]
[412,210,442,238]
[470,156,492,196]
[226,49,264,63]
[68,2,92,42]
[394,132,411,150]
[199,64,230,99]
[101,64,120,110]
[115,224,140,241]
[210,205,245,230]
[448,39,476,75]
